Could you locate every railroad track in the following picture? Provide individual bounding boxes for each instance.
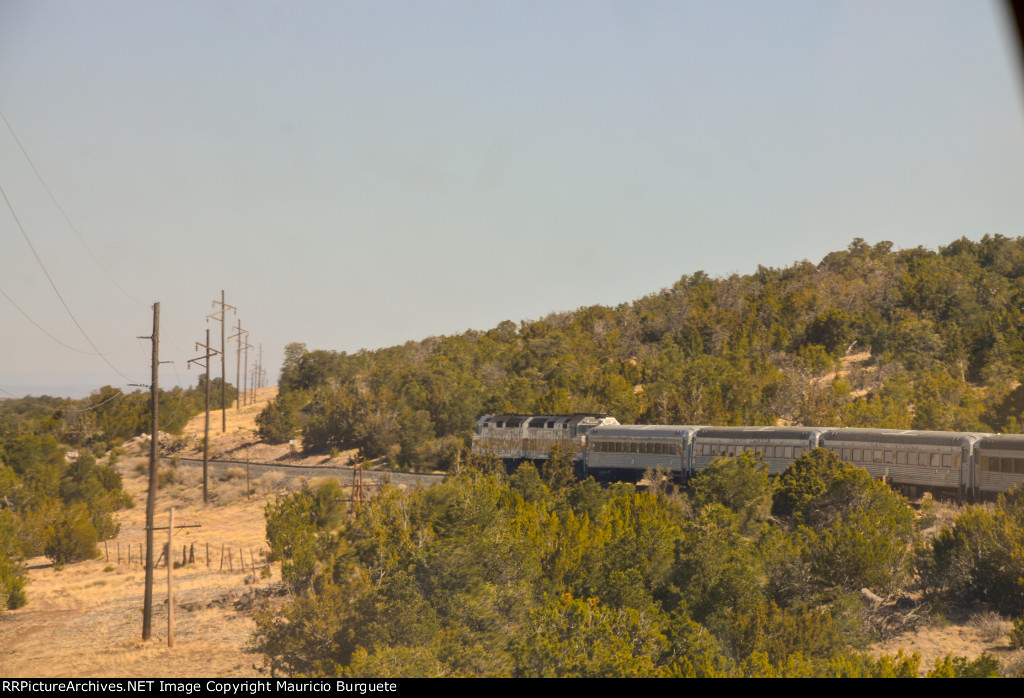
[161,456,447,491]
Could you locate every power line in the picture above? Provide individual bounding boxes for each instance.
[0,179,134,384]
[63,388,125,412]
[158,361,192,432]
[0,108,147,308]
[135,336,152,365]
[0,286,94,354]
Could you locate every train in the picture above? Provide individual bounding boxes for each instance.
[472,413,620,465]
[471,414,1024,500]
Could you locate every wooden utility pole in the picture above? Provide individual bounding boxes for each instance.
[189,328,220,504]
[250,363,260,403]
[229,321,248,410]
[142,302,159,641]
[242,336,252,406]
[167,506,174,648]
[351,463,364,514]
[207,291,236,433]
[151,510,200,648]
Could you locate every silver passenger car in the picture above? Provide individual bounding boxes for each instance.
[691,426,823,475]
[584,424,697,481]
[817,428,980,499]
[972,434,1024,498]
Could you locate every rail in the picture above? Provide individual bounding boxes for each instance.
[160,456,447,490]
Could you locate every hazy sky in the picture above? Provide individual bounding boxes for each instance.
[2,1,1023,398]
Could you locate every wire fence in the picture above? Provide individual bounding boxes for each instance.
[102,539,269,573]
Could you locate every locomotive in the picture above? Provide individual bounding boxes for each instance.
[472,413,620,467]
[472,415,1024,500]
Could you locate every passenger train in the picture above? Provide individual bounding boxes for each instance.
[472,414,1024,500]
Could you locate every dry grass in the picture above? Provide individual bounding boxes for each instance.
[917,497,961,539]
[1000,649,1024,678]
[872,604,1020,674]
[163,386,357,468]
[969,610,1010,644]
[253,472,285,495]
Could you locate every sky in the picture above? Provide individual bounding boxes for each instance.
[1,0,1023,398]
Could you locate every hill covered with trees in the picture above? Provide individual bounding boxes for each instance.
[259,235,1024,467]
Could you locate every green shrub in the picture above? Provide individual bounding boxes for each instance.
[264,480,346,593]
[44,504,99,569]
[256,393,303,445]
[689,452,773,532]
[923,495,1024,615]
[772,448,846,525]
[1010,618,1024,650]
[927,653,1000,678]
[0,511,27,611]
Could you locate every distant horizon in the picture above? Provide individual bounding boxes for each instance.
[0,372,209,400]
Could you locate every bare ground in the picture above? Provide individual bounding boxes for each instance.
[166,386,359,467]
[872,607,1024,675]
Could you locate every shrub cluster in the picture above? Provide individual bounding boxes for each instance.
[254,448,1012,677]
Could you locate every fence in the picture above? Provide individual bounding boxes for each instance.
[103,539,269,573]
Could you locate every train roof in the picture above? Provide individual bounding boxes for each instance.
[476,413,617,428]
[695,425,822,440]
[587,424,699,439]
[974,433,1024,451]
[817,427,982,447]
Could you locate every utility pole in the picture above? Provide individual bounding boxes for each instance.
[229,321,248,410]
[141,302,159,641]
[243,336,252,406]
[250,364,257,404]
[150,509,200,648]
[167,506,174,648]
[189,328,220,504]
[207,291,235,433]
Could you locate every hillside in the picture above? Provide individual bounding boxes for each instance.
[170,386,356,467]
[259,236,1024,471]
